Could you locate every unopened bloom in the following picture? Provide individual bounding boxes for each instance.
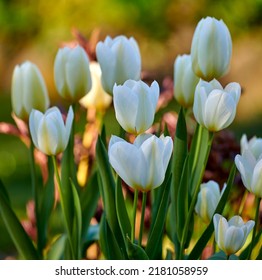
[108,133,173,192]
[174,54,199,108]
[79,62,112,111]
[235,150,262,198]
[54,45,92,102]
[240,134,262,160]
[96,35,141,94]
[11,61,50,121]
[193,79,240,132]
[195,180,225,223]
[29,106,74,155]
[213,214,254,255]
[191,17,232,81]
[113,80,159,134]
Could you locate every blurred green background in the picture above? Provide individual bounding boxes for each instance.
[1,0,262,257]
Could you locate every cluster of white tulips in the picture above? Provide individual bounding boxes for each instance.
[0,15,261,260]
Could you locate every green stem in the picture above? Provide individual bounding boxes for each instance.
[191,124,204,178]
[179,131,214,259]
[139,192,147,246]
[29,140,42,257]
[51,155,75,259]
[131,190,139,243]
[69,103,77,186]
[247,197,261,260]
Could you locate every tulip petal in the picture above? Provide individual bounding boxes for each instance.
[109,140,147,189]
[29,109,44,149]
[113,84,138,134]
[37,118,59,155]
[66,46,92,100]
[251,158,262,197]
[224,226,244,254]
[139,136,165,189]
[204,90,237,131]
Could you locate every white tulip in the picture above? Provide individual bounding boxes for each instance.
[11,61,50,121]
[235,150,262,198]
[29,106,74,155]
[193,79,240,132]
[240,134,262,160]
[113,80,159,134]
[79,62,112,111]
[54,45,92,102]
[108,133,173,192]
[195,180,225,223]
[191,17,232,81]
[96,35,141,94]
[174,54,199,108]
[213,214,254,255]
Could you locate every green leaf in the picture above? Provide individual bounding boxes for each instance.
[46,234,67,260]
[0,180,39,259]
[145,174,172,259]
[188,164,236,260]
[60,146,74,231]
[176,156,189,242]
[96,136,127,258]
[99,214,124,260]
[126,237,149,260]
[70,178,82,259]
[116,176,131,241]
[188,125,209,196]
[170,107,188,252]
[80,171,100,243]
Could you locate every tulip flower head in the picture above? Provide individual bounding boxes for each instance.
[213,214,254,255]
[195,180,225,223]
[108,133,173,192]
[79,62,112,111]
[113,80,159,135]
[240,134,262,160]
[191,16,232,81]
[174,54,199,108]
[11,61,50,122]
[29,106,74,156]
[193,79,240,132]
[235,149,262,198]
[96,35,141,94]
[54,45,92,102]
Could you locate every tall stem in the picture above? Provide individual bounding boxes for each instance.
[179,131,214,259]
[29,140,42,257]
[131,190,139,243]
[139,192,147,247]
[52,155,75,259]
[247,197,261,260]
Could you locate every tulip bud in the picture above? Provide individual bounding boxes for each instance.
[54,45,92,102]
[79,62,112,111]
[108,133,173,192]
[213,214,254,255]
[29,106,74,155]
[11,61,50,122]
[195,180,225,223]
[240,134,262,160]
[235,150,262,198]
[96,35,141,94]
[191,17,232,81]
[113,80,159,135]
[193,79,240,132]
[174,54,199,108]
